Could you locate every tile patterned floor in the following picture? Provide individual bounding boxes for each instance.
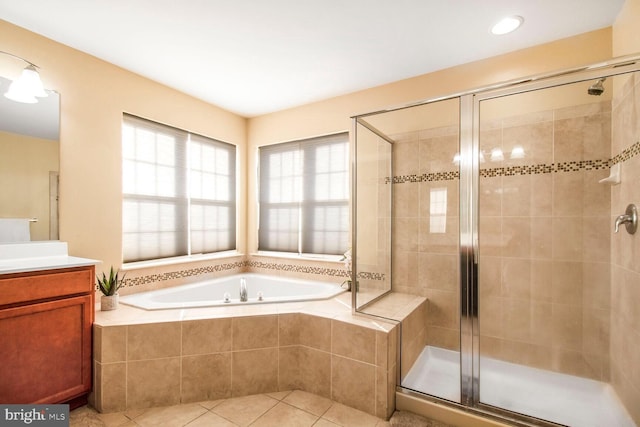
[70,390,392,427]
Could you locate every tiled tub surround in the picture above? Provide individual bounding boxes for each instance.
[91,292,418,420]
[610,72,640,425]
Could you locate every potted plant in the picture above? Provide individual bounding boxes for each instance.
[97,266,125,311]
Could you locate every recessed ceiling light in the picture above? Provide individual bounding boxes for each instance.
[491,15,524,35]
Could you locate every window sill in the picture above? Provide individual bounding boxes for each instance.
[251,251,343,264]
[122,250,243,271]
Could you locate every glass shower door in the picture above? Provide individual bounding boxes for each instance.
[476,78,619,426]
[355,98,462,403]
[353,118,393,310]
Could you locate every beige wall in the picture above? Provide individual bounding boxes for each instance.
[0,19,247,272]
[613,0,640,55]
[611,0,640,424]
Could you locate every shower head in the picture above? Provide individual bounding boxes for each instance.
[588,78,606,96]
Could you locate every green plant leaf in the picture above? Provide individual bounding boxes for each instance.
[96,266,124,296]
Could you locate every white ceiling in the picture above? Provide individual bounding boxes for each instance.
[0,0,626,117]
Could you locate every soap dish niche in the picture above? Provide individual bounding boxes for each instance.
[599,163,621,185]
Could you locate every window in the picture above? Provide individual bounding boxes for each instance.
[258,133,349,256]
[122,114,236,263]
[429,187,447,233]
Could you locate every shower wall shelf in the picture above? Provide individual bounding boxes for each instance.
[599,162,621,185]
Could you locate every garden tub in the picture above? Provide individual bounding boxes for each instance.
[119,273,346,310]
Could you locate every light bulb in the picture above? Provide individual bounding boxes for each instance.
[510,146,525,159]
[491,16,524,35]
[3,65,47,103]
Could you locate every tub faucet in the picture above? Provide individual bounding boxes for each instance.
[239,278,248,302]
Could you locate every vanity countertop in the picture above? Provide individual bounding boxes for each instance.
[0,241,99,275]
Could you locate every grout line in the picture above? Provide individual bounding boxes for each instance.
[230,317,234,395]
[124,325,128,412]
[330,318,334,403]
[278,400,322,422]
[179,321,183,404]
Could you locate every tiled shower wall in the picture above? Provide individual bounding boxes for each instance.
[390,100,616,382]
[610,72,640,425]
[478,100,612,381]
[391,125,461,352]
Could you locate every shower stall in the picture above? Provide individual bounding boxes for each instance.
[352,55,640,427]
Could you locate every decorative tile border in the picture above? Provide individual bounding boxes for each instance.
[480,164,554,178]
[555,159,611,172]
[246,260,385,281]
[121,258,386,290]
[122,260,246,288]
[480,158,611,178]
[389,141,639,183]
[357,271,387,281]
[611,140,640,164]
[247,260,348,278]
[391,171,459,184]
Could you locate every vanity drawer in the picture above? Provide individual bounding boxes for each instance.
[0,267,94,307]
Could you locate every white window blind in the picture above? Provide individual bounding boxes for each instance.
[258,133,349,256]
[122,114,236,263]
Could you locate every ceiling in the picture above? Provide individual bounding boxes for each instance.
[0,0,626,118]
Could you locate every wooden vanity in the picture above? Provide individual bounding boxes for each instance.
[0,248,96,408]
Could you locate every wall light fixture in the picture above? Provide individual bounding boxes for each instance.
[0,51,48,103]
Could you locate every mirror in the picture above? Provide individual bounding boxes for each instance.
[0,76,60,241]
